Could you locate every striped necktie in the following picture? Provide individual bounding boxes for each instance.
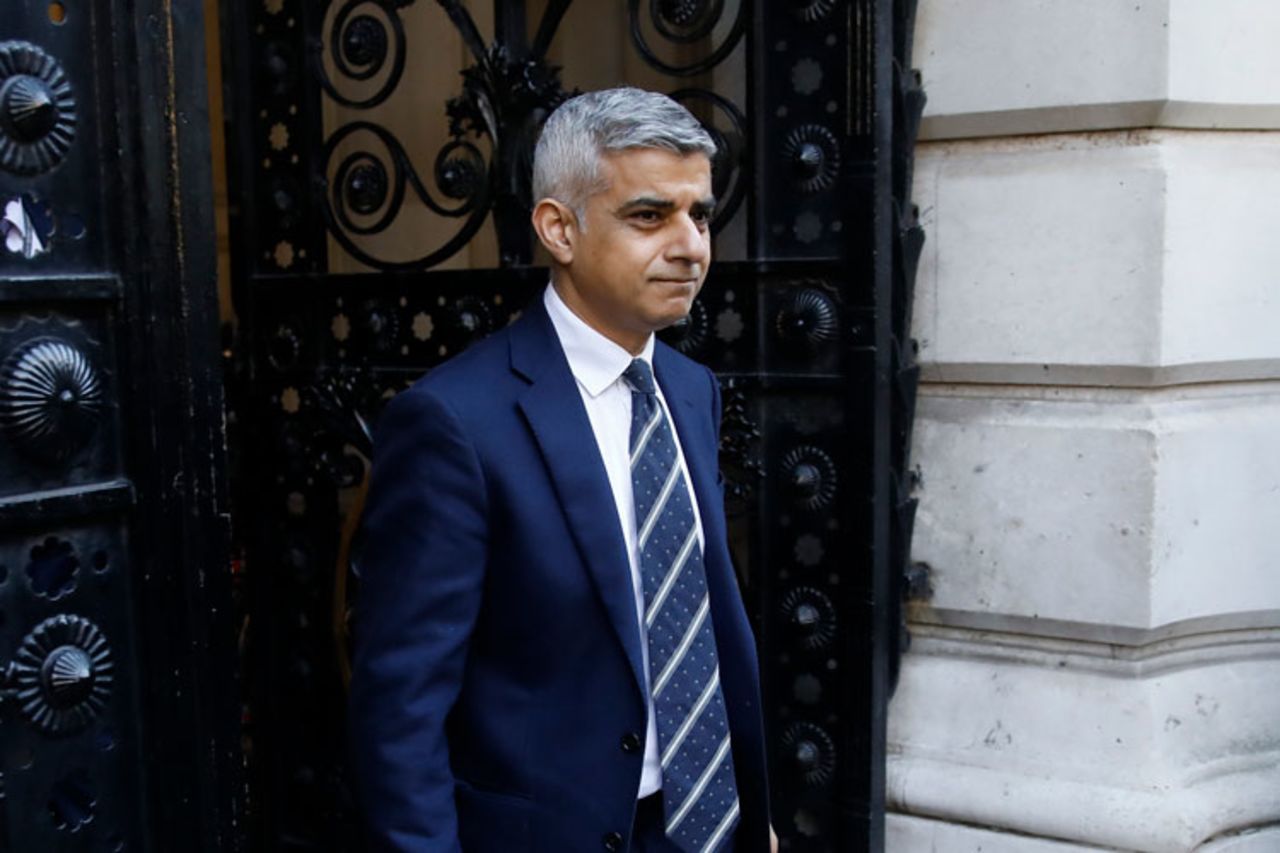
[623,358,739,853]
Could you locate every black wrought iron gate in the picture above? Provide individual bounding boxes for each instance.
[0,1,241,850]
[222,1,924,850]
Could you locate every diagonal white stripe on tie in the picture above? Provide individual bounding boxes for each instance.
[661,666,720,769]
[666,734,734,834]
[700,797,740,853]
[653,595,710,698]
[630,404,664,468]
[645,525,699,629]
[622,357,738,852]
[637,458,683,549]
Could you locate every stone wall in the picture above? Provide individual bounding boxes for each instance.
[888,2,1280,850]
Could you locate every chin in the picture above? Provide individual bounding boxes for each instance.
[642,286,699,330]
[650,305,692,333]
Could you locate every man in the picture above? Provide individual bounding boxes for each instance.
[349,87,772,852]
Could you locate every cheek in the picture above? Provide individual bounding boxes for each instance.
[603,242,653,281]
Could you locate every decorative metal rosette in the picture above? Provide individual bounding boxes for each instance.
[303,367,379,467]
[780,444,837,511]
[790,0,836,24]
[11,614,113,735]
[660,299,709,355]
[450,295,492,343]
[780,585,837,650]
[653,0,723,41]
[435,143,483,202]
[356,298,401,353]
[779,721,837,787]
[0,41,77,176]
[775,287,838,350]
[343,160,388,216]
[781,125,840,194]
[269,322,303,372]
[0,338,103,463]
[339,14,388,76]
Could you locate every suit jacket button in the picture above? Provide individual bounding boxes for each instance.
[603,830,624,852]
[621,732,642,754]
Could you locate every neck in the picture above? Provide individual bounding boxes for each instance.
[551,274,649,356]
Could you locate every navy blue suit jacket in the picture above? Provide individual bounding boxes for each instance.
[349,295,770,852]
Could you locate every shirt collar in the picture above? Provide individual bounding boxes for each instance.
[543,283,654,398]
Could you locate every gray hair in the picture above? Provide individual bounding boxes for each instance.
[532,87,717,222]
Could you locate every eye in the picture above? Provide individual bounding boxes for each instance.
[632,210,662,223]
[691,208,712,228]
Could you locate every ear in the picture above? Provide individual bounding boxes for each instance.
[531,198,577,266]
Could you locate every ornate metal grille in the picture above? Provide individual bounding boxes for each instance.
[223,1,924,849]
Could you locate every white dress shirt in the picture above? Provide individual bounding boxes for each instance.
[543,283,706,798]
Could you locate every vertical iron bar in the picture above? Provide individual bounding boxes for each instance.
[495,0,530,59]
[113,0,243,848]
[841,0,894,847]
[531,0,573,59]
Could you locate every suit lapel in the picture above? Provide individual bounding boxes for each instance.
[653,346,728,575]
[510,300,647,701]
[655,346,747,696]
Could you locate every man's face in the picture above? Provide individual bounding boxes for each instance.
[560,148,714,353]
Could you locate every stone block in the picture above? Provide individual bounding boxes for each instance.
[910,385,1280,633]
[912,131,1280,386]
[1160,135,1280,375]
[887,637,1280,851]
[914,0,1280,139]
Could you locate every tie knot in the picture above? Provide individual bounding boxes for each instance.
[622,358,656,396]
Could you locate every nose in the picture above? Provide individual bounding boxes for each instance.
[665,212,710,268]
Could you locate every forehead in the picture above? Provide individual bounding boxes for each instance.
[596,148,713,200]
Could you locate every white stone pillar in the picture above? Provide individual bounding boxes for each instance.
[888,2,1280,850]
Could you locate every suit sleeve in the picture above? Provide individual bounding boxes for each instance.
[348,385,488,852]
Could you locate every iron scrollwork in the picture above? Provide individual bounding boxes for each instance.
[628,0,749,237]
[312,0,576,269]
[309,0,409,110]
[445,40,573,265]
[312,0,496,270]
[319,120,492,270]
[307,0,753,269]
[629,0,746,77]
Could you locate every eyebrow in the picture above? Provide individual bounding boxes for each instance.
[615,195,718,215]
